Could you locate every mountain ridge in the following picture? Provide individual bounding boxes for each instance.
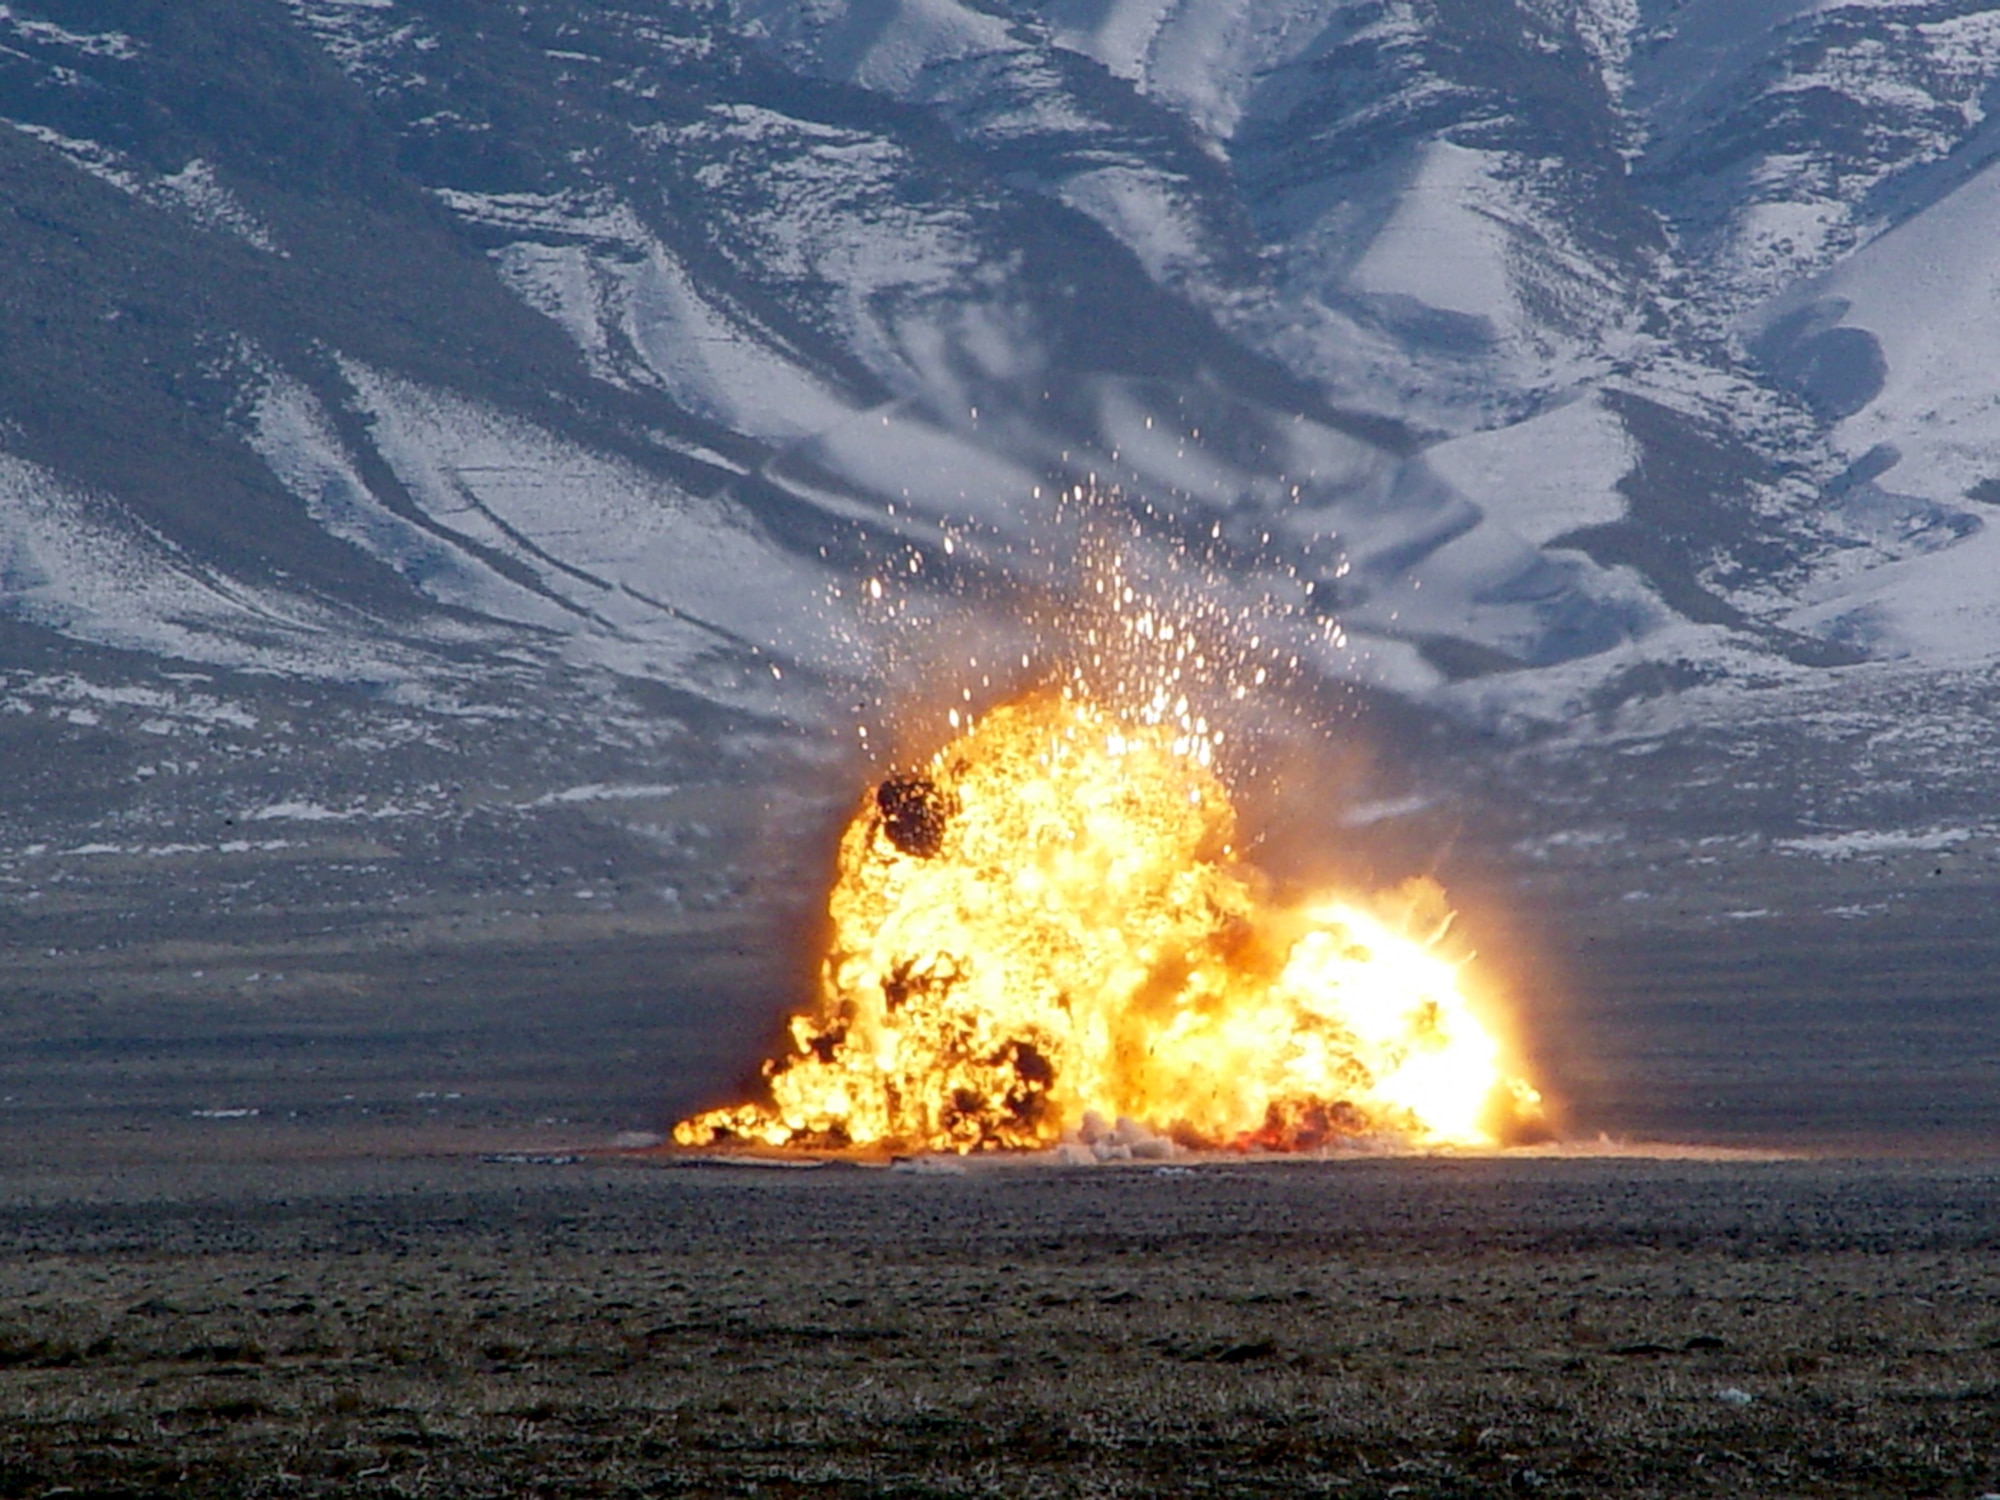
[2,0,2000,888]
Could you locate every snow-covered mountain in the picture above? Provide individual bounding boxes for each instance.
[5,0,2000,905]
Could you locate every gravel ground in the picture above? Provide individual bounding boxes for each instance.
[7,822,2000,1497]
[4,1151,2000,1498]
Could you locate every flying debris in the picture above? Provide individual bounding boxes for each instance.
[875,774,954,859]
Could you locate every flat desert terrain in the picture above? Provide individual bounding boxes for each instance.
[5,1150,2000,1498]
[6,845,2000,1497]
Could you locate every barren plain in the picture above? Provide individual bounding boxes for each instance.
[7,1152,2000,1499]
[5,845,2000,1498]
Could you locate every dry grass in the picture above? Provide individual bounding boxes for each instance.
[3,1155,2000,1497]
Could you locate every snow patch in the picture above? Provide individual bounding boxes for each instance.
[340,361,845,693]
[450,187,854,437]
[3,125,278,252]
[0,450,379,677]
[1057,166,1206,284]
[530,783,682,806]
[153,159,281,254]
[1777,826,1974,859]
[1815,160,2000,503]
[1423,394,1635,547]
[772,0,1015,95]
[0,6,139,58]
[247,801,350,822]
[245,360,578,633]
[1042,0,1348,141]
[1349,142,1516,331]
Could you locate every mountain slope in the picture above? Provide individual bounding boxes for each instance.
[0,0,1997,879]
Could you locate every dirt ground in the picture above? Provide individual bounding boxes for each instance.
[7,825,2000,1497]
[4,1150,2000,1499]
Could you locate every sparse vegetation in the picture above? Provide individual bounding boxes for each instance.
[3,1156,2000,1497]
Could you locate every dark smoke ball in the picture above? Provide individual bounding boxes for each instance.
[877,774,950,858]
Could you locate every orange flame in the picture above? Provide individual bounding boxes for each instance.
[676,688,1543,1155]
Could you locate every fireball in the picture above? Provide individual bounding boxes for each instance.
[675,687,1544,1154]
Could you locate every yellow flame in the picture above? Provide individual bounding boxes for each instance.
[675,690,1542,1154]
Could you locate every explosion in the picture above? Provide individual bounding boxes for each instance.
[675,688,1544,1155]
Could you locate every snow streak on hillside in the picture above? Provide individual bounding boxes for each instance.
[0,0,1998,749]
